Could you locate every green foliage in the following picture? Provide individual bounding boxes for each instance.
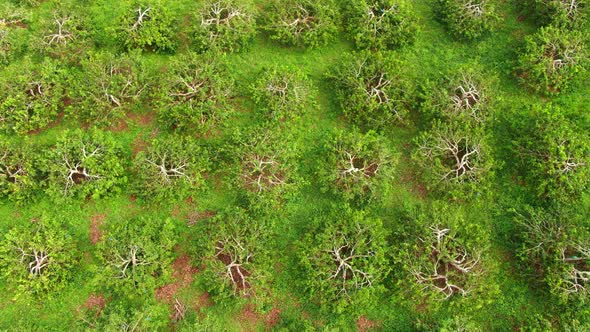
[524,0,587,28]
[71,51,147,126]
[299,208,388,312]
[395,203,490,305]
[515,207,590,304]
[318,129,396,204]
[0,215,77,297]
[329,51,411,129]
[117,0,178,53]
[343,0,419,50]
[435,0,499,40]
[262,0,340,48]
[250,65,313,122]
[157,52,233,133]
[198,208,270,299]
[0,138,36,202]
[193,0,257,53]
[413,120,492,199]
[511,106,590,204]
[0,4,28,67]
[0,58,64,134]
[42,129,127,201]
[96,216,176,298]
[87,303,170,331]
[517,26,588,95]
[133,134,209,201]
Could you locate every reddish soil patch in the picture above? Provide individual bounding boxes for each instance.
[90,214,105,245]
[81,294,107,317]
[129,111,155,127]
[186,210,216,226]
[109,118,128,132]
[132,136,147,157]
[194,291,213,312]
[155,254,199,303]
[239,304,261,332]
[265,307,281,330]
[356,316,376,332]
[129,194,137,202]
[400,172,428,199]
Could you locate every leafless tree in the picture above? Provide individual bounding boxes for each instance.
[336,148,380,190]
[172,298,186,322]
[558,244,590,296]
[241,153,286,193]
[144,152,189,184]
[59,143,103,195]
[276,3,317,37]
[544,37,585,71]
[0,149,26,185]
[448,74,484,121]
[130,7,151,31]
[410,226,481,299]
[110,245,151,279]
[44,15,74,45]
[215,235,254,296]
[17,247,50,276]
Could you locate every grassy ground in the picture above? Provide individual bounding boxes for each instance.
[0,0,589,331]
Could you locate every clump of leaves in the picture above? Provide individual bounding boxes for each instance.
[517,26,588,95]
[523,0,587,28]
[262,0,340,48]
[344,0,419,50]
[0,215,77,297]
[0,138,36,202]
[435,0,499,40]
[193,0,257,53]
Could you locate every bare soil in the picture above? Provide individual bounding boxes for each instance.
[155,254,199,303]
[357,316,377,332]
[90,214,105,245]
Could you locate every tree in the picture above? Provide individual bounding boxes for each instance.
[0,139,36,202]
[511,106,590,204]
[250,65,313,122]
[32,8,90,62]
[193,0,257,53]
[80,303,169,331]
[96,216,176,297]
[117,0,177,53]
[0,57,64,134]
[199,208,269,298]
[524,0,587,28]
[0,3,28,67]
[42,129,127,201]
[71,51,147,126]
[397,204,487,302]
[157,52,233,133]
[0,215,77,296]
[329,51,410,129]
[343,0,418,50]
[515,207,590,303]
[299,208,388,310]
[133,135,209,201]
[262,0,339,48]
[413,121,491,199]
[435,0,499,40]
[517,26,588,95]
[318,129,396,203]
[420,67,492,124]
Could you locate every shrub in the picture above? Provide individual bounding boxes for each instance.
[318,129,396,204]
[524,0,587,28]
[193,0,257,53]
[71,51,147,127]
[42,129,127,201]
[33,8,91,62]
[0,58,64,134]
[0,4,28,67]
[262,0,339,48]
[133,135,209,201]
[0,139,36,201]
[117,0,177,53]
[517,26,588,95]
[344,0,418,50]
[0,215,77,296]
[250,65,313,122]
[157,52,233,133]
[435,0,499,40]
[96,216,176,298]
[329,51,410,129]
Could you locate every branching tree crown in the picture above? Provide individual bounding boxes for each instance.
[517,26,588,95]
[262,0,340,48]
[435,0,499,40]
[71,51,147,126]
[511,106,590,203]
[0,139,36,202]
[318,129,396,204]
[43,129,127,201]
[33,7,90,62]
[133,135,209,201]
[0,58,64,134]
[299,208,388,309]
[96,216,176,297]
[344,0,419,50]
[515,207,590,303]
[329,51,410,129]
[157,52,233,133]
[250,65,313,122]
[117,0,177,53]
[524,0,587,28]
[0,215,77,296]
[193,0,257,53]
[413,121,492,199]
